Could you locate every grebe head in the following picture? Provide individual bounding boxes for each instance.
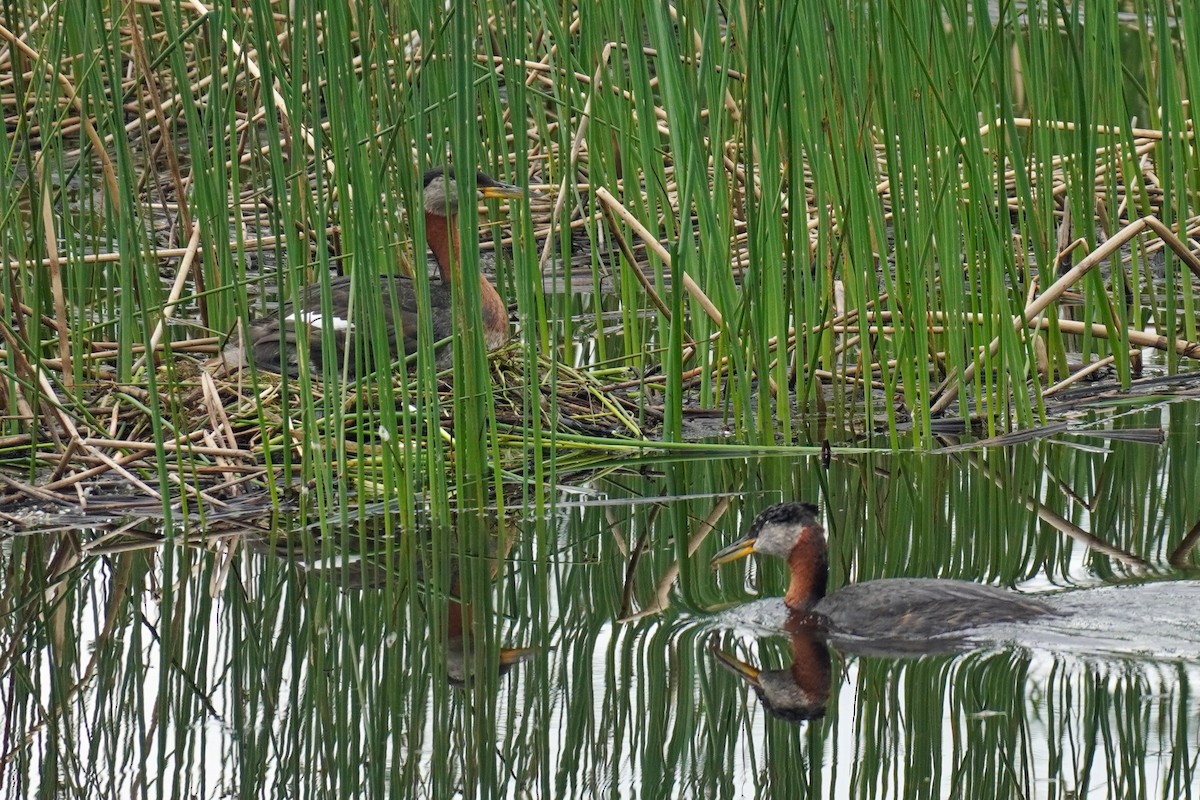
[422,167,524,218]
[711,502,824,563]
[711,502,829,611]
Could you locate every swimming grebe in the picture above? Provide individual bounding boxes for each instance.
[223,168,524,376]
[711,502,1054,641]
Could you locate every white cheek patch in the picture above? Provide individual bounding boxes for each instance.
[286,311,353,331]
[757,522,793,558]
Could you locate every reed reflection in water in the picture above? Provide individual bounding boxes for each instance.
[3,401,1200,797]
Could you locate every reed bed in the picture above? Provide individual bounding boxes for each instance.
[7,7,1200,798]
[2,2,1200,509]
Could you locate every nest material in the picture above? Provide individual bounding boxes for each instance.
[0,343,653,509]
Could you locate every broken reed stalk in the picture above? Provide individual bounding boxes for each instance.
[593,186,724,327]
[38,162,72,389]
[133,223,205,374]
[1042,353,1127,397]
[930,216,1200,415]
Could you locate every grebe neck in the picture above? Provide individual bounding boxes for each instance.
[786,616,832,702]
[784,530,829,611]
[424,209,509,345]
[425,210,458,282]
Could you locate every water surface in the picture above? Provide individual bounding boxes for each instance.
[2,399,1199,798]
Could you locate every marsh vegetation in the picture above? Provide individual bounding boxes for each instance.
[2,1,1200,797]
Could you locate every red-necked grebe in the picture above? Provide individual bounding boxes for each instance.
[223,168,523,376]
[711,502,1054,641]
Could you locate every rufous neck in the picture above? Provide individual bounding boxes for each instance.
[784,529,829,611]
[424,207,509,344]
[425,210,459,282]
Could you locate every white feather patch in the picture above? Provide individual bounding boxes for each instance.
[285,311,353,331]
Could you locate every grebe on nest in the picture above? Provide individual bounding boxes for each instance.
[223,168,524,376]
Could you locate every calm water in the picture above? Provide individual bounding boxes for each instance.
[3,399,1199,798]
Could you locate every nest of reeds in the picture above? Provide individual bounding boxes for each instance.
[0,341,656,510]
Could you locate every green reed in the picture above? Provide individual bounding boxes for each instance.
[5,398,1200,795]
[5,8,1200,800]
[0,1,1195,510]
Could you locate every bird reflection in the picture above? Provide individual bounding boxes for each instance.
[247,513,536,688]
[443,584,535,687]
[709,612,832,723]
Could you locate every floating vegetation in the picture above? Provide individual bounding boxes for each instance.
[0,344,656,506]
